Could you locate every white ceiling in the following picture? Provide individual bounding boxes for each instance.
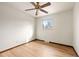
[9,2,74,17]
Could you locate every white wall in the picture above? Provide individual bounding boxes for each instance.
[0,3,35,51]
[73,3,79,56]
[36,10,73,46]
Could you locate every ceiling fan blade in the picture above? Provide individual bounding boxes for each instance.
[37,2,39,5]
[30,2,36,7]
[40,9,48,14]
[36,9,38,15]
[40,2,51,8]
[25,8,35,11]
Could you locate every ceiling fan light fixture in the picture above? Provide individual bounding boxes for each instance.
[25,2,51,16]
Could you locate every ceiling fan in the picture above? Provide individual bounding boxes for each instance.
[25,2,51,15]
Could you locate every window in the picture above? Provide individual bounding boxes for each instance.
[42,19,54,29]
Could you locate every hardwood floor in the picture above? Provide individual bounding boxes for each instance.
[0,40,77,57]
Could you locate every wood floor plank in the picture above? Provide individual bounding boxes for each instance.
[0,40,78,57]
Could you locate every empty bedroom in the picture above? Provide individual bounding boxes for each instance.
[0,2,79,57]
